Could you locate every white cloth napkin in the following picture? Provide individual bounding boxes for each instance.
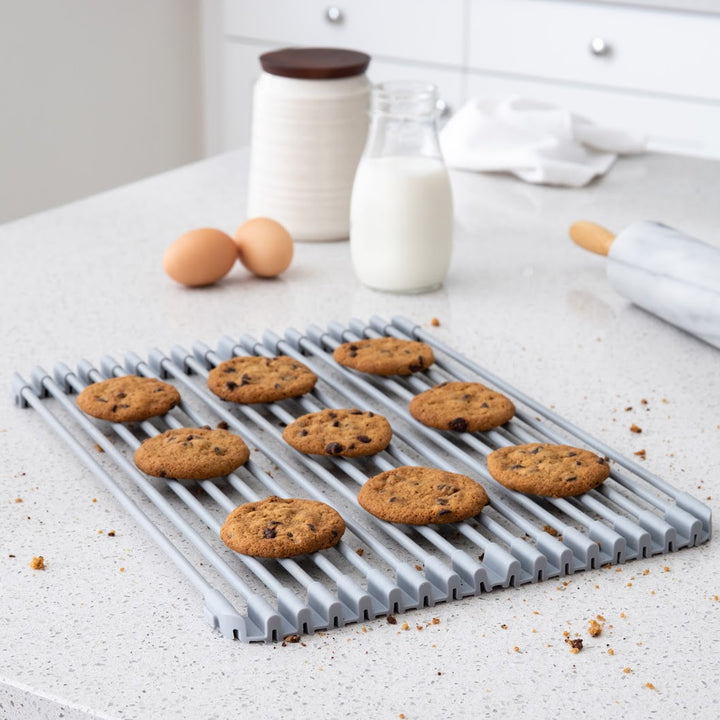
[440,96,646,187]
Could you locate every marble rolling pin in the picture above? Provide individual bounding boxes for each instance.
[570,220,720,349]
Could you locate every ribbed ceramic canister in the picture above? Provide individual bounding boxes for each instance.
[246,47,371,242]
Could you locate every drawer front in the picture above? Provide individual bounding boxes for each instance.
[468,0,720,101]
[465,71,720,159]
[222,0,465,67]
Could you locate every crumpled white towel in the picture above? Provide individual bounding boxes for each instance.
[440,96,646,187]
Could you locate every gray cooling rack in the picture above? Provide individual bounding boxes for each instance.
[12,316,712,642]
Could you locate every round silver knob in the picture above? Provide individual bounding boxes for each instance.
[325,6,344,24]
[589,37,612,57]
[436,98,451,118]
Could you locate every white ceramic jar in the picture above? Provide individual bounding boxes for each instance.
[246,48,371,242]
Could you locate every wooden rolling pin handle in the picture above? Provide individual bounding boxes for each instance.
[569,220,616,256]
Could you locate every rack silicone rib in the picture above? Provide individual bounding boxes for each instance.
[12,316,711,642]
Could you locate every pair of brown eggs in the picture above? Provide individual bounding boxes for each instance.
[163,217,293,287]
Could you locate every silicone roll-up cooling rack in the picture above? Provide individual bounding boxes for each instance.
[12,316,712,642]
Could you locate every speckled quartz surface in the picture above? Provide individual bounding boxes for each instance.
[1,148,719,720]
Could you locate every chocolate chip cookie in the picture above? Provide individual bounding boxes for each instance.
[282,408,392,457]
[357,465,489,525]
[207,355,317,403]
[409,381,515,433]
[333,337,434,376]
[220,496,346,558]
[134,426,250,479]
[487,443,610,498]
[77,375,180,422]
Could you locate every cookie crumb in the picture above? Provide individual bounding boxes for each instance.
[356,548,364,556]
[284,634,301,644]
[14,497,22,503]
[29,555,45,570]
[566,637,583,653]
[386,614,397,625]
[94,443,104,453]
[623,667,632,674]
[634,449,646,459]
[630,423,642,434]
[431,317,440,327]
[645,682,655,690]
[588,618,603,637]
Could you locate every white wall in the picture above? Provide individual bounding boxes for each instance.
[0,0,203,223]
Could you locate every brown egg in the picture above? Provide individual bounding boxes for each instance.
[234,217,293,278]
[163,228,238,287]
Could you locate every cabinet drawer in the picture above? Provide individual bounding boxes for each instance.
[222,0,465,67]
[465,71,720,159]
[468,0,720,101]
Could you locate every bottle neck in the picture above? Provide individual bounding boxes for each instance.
[363,81,444,160]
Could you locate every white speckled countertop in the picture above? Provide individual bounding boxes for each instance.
[1,148,719,720]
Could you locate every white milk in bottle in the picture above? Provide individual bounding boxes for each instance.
[350,81,453,293]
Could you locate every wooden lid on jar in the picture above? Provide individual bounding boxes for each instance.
[259,47,370,80]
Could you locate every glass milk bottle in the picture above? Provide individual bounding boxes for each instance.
[349,81,453,293]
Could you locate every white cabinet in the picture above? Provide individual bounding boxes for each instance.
[206,0,720,159]
[466,0,720,157]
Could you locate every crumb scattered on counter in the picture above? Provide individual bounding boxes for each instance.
[634,449,646,459]
[431,317,440,327]
[645,682,656,690]
[630,423,642,433]
[386,614,397,625]
[30,555,45,570]
[566,637,583,653]
[14,497,22,503]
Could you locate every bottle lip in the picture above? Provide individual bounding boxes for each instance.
[371,80,439,118]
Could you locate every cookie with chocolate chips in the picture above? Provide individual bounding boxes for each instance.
[220,496,346,558]
[357,465,489,525]
[333,337,434,376]
[487,443,610,498]
[134,426,250,479]
[282,408,392,457]
[409,381,515,433]
[207,355,317,404]
[77,375,180,422]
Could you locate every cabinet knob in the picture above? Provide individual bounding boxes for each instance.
[436,98,451,118]
[325,6,344,24]
[589,37,612,57]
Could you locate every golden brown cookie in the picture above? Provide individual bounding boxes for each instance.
[134,426,250,479]
[333,337,434,376]
[487,443,610,498]
[282,408,392,457]
[207,355,317,403]
[220,496,346,558]
[409,381,515,432]
[357,465,489,524]
[77,375,180,422]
